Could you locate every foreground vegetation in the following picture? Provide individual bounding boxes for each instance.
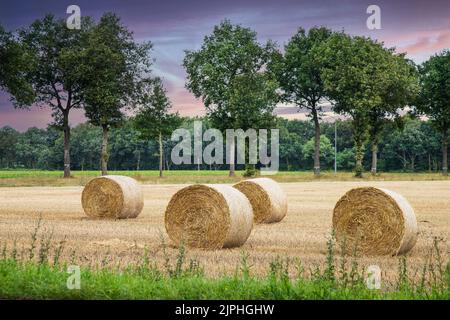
[0,226,448,299]
[1,258,447,300]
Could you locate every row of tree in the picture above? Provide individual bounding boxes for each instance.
[183,21,450,177]
[0,116,446,173]
[1,16,449,177]
[0,13,177,178]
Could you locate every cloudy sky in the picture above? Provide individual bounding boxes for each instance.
[1,0,449,130]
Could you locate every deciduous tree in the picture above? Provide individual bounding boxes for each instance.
[1,16,93,177]
[318,33,403,177]
[134,78,182,177]
[80,13,152,175]
[270,27,332,176]
[416,50,450,176]
[183,20,279,176]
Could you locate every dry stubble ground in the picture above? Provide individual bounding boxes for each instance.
[0,180,448,281]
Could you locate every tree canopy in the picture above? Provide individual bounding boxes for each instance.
[317,33,417,177]
[270,27,333,176]
[134,77,181,177]
[183,20,279,176]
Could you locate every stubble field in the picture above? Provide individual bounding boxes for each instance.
[0,179,448,282]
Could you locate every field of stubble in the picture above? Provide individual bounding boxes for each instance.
[0,181,448,280]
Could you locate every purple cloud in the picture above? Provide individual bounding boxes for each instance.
[1,0,449,130]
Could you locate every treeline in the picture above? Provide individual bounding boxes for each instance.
[0,116,445,172]
[1,15,449,177]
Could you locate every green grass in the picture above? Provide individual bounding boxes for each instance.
[0,228,448,300]
[1,259,447,300]
[1,169,450,187]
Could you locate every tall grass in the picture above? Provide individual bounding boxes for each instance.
[0,221,448,300]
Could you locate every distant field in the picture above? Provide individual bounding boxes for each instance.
[1,169,450,187]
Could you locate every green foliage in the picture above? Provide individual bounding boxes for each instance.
[417,50,450,175]
[133,78,182,176]
[417,50,450,133]
[384,117,427,171]
[0,232,447,300]
[183,19,278,131]
[0,126,19,168]
[270,27,333,175]
[70,124,101,170]
[134,77,181,141]
[1,14,152,176]
[0,116,447,172]
[318,33,418,177]
[336,148,355,171]
[81,13,152,129]
[0,25,34,105]
[15,14,93,114]
[242,165,259,177]
[302,135,334,166]
[271,27,332,109]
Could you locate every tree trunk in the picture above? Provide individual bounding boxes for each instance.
[355,145,364,178]
[159,132,163,178]
[402,150,407,170]
[353,122,365,178]
[443,129,448,176]
[311,107,321,177]
[428,153,431,173]
[63,111,71,178]
[229,137,235,177]
[101,124,109,176]
[136,150,141,171]
[371,143,378,175]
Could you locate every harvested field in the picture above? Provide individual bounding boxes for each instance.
[0,181,448,281]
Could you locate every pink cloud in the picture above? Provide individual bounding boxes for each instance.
[168,88,205,116]
[379,27,450,60]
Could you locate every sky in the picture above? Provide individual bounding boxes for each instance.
[1,0,449,131]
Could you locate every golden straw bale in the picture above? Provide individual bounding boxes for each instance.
[81,175,143,219]
[333,187,418,256]
[165,184,253,249]
[233,178,287,223]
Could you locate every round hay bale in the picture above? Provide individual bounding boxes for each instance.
[81,175,144,219]
[233,178,287,223]
[332,187,418,256]
[164,184,253,249]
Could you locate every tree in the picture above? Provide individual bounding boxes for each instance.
[271,27,332,176]
[420,121,442,172]
[183,20,279,176]
[277,119,303,170]
[0,25,34,104]
[15,127,49,169]
[416,50,450,176]
[384,118,426,171]
[367,55,419,175]
[302,135,334,168]
[318,33,400,177]
[70,124,101,170]
[10,15,94,177]
[109,123,146,171]
[80,13,152,175]
[134,78,182,177]
[0,126,19,168]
